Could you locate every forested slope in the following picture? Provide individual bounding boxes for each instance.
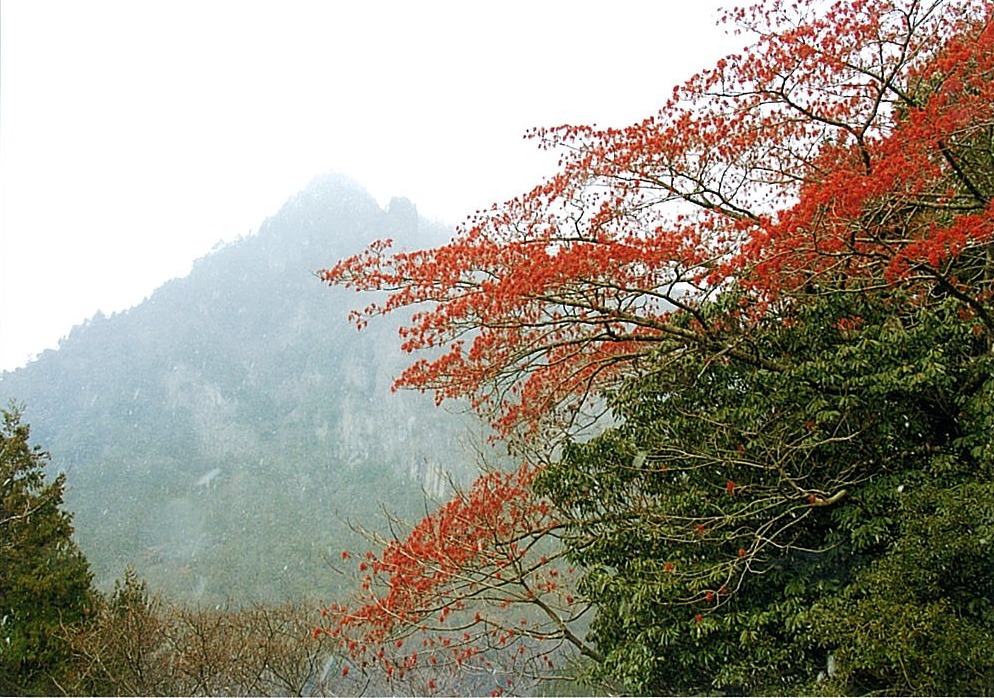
[0,174,482,602]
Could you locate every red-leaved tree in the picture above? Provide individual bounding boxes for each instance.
[317,467,596,695]
[318,0,993,690]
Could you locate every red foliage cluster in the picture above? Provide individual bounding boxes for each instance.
[323,0,994,442]
[316,465,582,689]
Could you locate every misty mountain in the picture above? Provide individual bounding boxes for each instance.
[0,174,486,603]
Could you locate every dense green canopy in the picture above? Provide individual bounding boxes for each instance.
[0,405,97,695]
[537,291,994,694]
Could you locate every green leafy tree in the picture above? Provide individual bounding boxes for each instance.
[0,404,97,695]
[535,291,994,694]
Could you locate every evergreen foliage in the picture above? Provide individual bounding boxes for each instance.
[0,404,97,695]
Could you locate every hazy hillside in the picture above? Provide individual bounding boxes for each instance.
[0,174,486,603]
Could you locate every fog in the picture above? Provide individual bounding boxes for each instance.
[0,0,741,372]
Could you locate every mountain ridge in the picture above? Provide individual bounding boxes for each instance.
[0,174,483,603]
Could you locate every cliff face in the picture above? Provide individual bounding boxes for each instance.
[0,174,483,602]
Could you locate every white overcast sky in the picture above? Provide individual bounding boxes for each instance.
[0,0,742,372]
